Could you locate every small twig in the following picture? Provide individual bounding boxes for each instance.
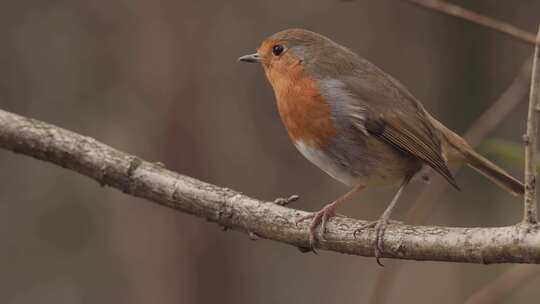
[463,265,540,304]
[273,194,300,206]
[403,0,538,46]
[248,231,260,240]
[523,25,540,225]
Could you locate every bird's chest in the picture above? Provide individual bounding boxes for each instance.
[266,65,337,149]
[265,65,363,184]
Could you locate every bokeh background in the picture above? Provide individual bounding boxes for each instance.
[1,0,540,303]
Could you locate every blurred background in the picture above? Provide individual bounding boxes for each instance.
[1,0,539,303]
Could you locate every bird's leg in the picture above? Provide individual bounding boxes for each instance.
[354,177,411,266]
[296,185,364,252]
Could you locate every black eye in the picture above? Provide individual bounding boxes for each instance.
[272,44,285,56]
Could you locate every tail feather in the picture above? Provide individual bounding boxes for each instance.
[463,149,524,196]
[429,115,524,196]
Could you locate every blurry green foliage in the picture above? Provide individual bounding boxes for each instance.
[478,138,539,171]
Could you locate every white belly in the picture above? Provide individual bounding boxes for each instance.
[294,140,360,187]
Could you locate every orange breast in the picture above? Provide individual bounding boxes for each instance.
[264,61,337,149]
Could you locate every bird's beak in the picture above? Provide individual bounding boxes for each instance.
[238,53,262,63]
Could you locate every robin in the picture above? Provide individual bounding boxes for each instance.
[239,28,524,264]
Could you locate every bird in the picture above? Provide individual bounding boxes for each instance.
[238,28,524,264]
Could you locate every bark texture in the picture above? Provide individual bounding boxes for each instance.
[1,108,540,264]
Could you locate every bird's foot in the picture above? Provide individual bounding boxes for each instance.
[354,218,402,266]
[295,202,339,253]
[273,194,300,206]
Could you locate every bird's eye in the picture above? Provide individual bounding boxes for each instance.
[272,44,285,56]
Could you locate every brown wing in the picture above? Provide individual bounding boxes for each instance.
[328,53,459,189]
[365,112,459,190]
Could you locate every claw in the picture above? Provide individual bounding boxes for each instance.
[354,219,402,266]
[320,207,336,236]
[295,203,338,252]
[376,255,384,267]
[294,186,364,254]
[375,221,387,266]
[295,212,315,229]
[353,220,377,238]
[355,178,410,265]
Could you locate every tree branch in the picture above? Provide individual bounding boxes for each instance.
[403,0,538,46]
[1,108,540,264]
[523,26,540,224]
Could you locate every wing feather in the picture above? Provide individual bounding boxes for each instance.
[366,113,459,189]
